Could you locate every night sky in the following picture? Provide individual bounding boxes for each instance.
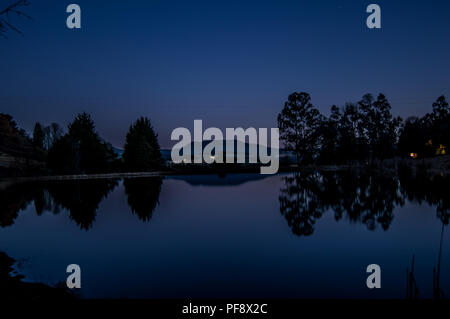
[1,0,449,148]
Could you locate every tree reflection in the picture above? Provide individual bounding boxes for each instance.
[0,179,119,230]
[46,179,118,230]
[0,182,37,227]
[33,186,54,216]
[123,177,163,222]
[342,173,403,231]
[1,168,448,236]
[278,172,326,236]
[398,168,450,226]
[0,177,166,230]
[279,170,405,236]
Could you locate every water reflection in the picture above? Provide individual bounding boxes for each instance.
[0,177,163,229]
[276,169,450,299]
[406,222,447,300]
[46,179,119,230]
[0,182,40,227]
[398,167,450,225]
[401,170,449,299]
[278,172,325,236]
[433,223,446,299]
[0,171,449,299]
[0,179,118,230]
[279,169,449,237]
[1,170,449,235]
[123,177,163,222]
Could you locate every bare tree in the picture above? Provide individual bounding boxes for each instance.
[0,0,31,38]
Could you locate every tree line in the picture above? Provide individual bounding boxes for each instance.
[277,92,449,164]
[5,91,449,175]
[32,113,162,174]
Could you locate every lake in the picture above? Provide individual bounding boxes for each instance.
[0,170,449,299]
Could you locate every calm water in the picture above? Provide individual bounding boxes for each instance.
[0,170,449,299]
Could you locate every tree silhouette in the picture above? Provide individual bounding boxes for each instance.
[277,92,323,164]
[432,96,449,121]
[430,96,449,150]
[317,93,402,164]
[48,113,115,174]
[44,123,63,150]
[123,117,162,171]
[32,122,44,149]
[32,122,62,151]
[358,93,402,159]
[317,105,340,163]
[398,95,449,158]
[318,103,366,163]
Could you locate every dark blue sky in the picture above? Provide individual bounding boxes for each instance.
[1,0,449,148]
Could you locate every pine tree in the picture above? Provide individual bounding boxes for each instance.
[48,112,110,173]
[123,117,162,171]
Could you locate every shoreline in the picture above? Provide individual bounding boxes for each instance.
[0,155,449,183]
[0,165,358,184]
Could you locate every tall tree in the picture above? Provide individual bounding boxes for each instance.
[430,96,449,149]
[68,113,106,172]
[358,93,402,159]
[339,103,366,161]
[277,92,323,164]
[48,113,111,173]
[123,117,162,171]
[41,122,63,150]
[432,95,449,121]
[318,102,367,164]
[49,123,63,142]
[317,105,340,163]
[32,122,44,149]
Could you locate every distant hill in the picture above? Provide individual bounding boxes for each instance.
[61,140,296,167]
[162,140,296,164]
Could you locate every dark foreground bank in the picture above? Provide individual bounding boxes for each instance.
[0,252,74,301]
